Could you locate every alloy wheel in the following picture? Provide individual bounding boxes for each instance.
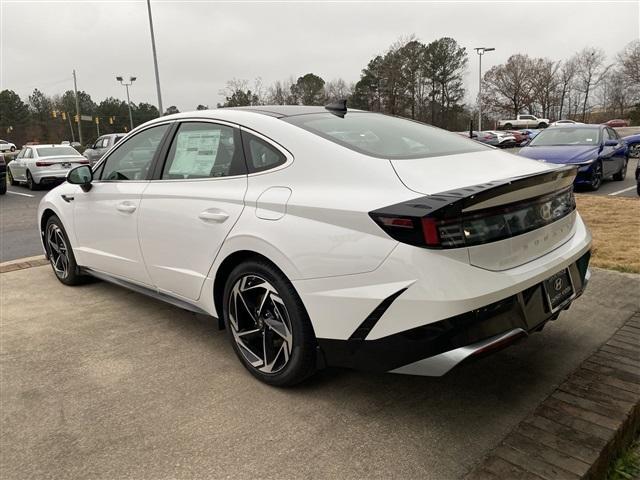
[630,144,640,159]
[46,224,69,278]
[591,162,603,190]
[228,274,293,374]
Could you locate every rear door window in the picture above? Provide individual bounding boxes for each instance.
[241,132,286,173]
[161,122,245,179]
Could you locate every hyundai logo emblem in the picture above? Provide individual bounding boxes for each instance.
[539,203,552,221]
[554,277,563,291]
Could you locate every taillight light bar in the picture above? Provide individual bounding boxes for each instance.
[35,161,53,166]
[370,186,576,249]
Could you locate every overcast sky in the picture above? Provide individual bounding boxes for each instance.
[1,1,639,112]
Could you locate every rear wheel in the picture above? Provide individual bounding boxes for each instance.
[26,170,38,191]
[538,122,548,129]
[222,260,317,386]
[504,123,512,129]
[629,144,640,158]
[10,146,15,152]
[613,157,628,181]
[45,215,86,286]
[589,161,603,191]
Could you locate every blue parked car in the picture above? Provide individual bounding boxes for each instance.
[517,124,628,190]
[622,133,640,158]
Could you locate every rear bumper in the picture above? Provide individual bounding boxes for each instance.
[317,251,590,375]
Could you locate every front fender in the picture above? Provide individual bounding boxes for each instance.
[37,184,79,255]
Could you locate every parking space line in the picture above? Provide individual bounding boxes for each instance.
[608,186,636,196]
[6,190,35,197]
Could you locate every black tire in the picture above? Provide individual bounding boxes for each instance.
[222,259,317,386]
[10,146,15,152]
[630,144,640,159]
[588,161,603,191]
[44,215,87,286]
[7,168,17,186]
[637,181,640,197]
[0,177,6,195]
[26,170,38,190]
[538,122,548,129]
[613,157,628,181]
[504,123,512,129]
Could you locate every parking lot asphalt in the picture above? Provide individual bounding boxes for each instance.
[1,265,638,480]
[0,187,47,262]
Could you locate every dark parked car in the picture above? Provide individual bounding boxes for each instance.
[506,130,530,146]
[622,133,640,158]
[604,119,629,128]
[0,154,7,195]
[517,124,628,191]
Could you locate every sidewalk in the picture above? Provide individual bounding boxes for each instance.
[1,264,639,479]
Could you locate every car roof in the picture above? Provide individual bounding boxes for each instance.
[223,105,363,118]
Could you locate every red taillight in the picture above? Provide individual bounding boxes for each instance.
[78,159,90,164]
[421,218,440,246]
[35,161,53,167]
[378,217,414,229]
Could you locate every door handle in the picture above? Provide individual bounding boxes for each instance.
[116,202,137,214]
[198,209,229,223]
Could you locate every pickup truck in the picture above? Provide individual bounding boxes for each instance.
[498,115,549,130]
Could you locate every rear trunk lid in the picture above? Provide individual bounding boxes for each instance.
[389,150,578,270]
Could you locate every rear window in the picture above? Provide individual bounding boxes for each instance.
[284,112,489,159]
[36,146,80,157]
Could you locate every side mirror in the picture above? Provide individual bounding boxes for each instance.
[67,165,93,192]
[604,140,618,147]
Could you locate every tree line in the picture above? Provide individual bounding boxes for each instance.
[1,37,638,148]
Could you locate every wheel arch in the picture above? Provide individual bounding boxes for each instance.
[40,208,59,257]
[212,249,297,324]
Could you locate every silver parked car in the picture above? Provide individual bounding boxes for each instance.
[7,144,89,190]
[83,133,126,165]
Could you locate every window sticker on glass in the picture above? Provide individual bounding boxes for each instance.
[169,130,221,177]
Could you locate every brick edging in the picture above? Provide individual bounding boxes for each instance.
[466,313,640,480]
[0,255,48,273]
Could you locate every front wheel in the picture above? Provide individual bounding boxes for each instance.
[0,177,6,195]
[537,122,548,129]
[589,161,603,191]
[629,144,640,159]
[7,168,17,186]
[503,123,512,129]
[10,146,15,152]
[222,260,317,386]
[45,215,86,285]
[613,158,628,181]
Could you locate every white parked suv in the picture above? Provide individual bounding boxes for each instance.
[7,144,89,190]
[498,114,550,130]
[37,105,592,386]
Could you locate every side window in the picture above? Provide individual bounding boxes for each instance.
[242,132,286,173]
[100,124,169,181]
[608,128,619,140]
[101,137,110,148]
[24,148,33,159]
[161,122,245,179]
[16,149,25,159]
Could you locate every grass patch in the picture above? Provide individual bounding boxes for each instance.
[576,195,640,274]
[607,438,640,480]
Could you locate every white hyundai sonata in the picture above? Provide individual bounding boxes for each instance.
[38,104,592,386]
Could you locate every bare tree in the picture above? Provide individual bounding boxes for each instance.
[557,56,578,119]
[324,78,351,103]
[482,54,535,117]
[617,39,640,86]
[575,47,609,121]
[530,58,560,118]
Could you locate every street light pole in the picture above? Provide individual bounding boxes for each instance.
[116,76,137,131]
[147,0,163,115]
[474,47,495,132]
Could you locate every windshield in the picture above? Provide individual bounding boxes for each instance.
[36,146,81,157]
[283,112,490,159]
[529,127,601,147]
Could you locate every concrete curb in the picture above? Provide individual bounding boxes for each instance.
[0,255,48,273]
[466,313,640,480]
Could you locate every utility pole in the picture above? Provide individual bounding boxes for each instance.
[474,47,495,132]
[147,0,163,115]
[73,69,83,146]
